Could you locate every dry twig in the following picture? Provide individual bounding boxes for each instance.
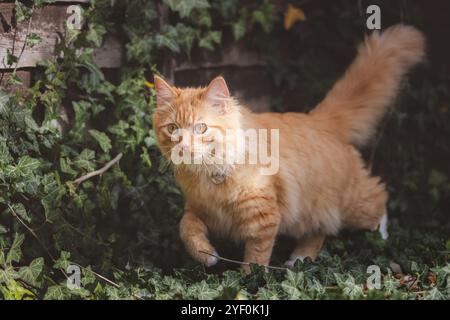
[74,153,123,186]
[199,250,288,271]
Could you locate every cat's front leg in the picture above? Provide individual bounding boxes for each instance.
[238,196,280,273]
[179,207,218,267]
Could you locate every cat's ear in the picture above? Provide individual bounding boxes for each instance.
[204,76,230,109]
[154,75,176,107]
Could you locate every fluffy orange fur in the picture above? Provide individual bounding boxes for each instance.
[152,25,425,271]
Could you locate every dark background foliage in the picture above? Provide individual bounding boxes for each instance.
[0,0,448,299]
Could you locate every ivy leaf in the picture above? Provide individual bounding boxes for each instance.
[164,0,210,18]
[232,19,246,41]
[7,72,22,86]
[6,50,18,67]
[9,203,31,223]
[19,257,44,286]
[74,149,96,171]
[14,0,32,23]
[335,273,364,299]
[60,157,78,176]
[423,287,446,300]
[0,224,7,234]
[155,33,180,53]
[89,129,112,153]
[198,10,212,28]
[198,31,221,51]
[5,156,40,179]
[251,1,277,33]
[54,251,71,270]
[6,233,25,264]
[173,23,198,55]
[27,33,42,48]
[86,24,106,47]
[0,266,20,283]
[281,270,305,299]
[44,285,67,300]
[81,267,96,286]
[140,147,152,168]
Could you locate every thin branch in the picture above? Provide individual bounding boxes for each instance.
[12,5,34,75]
[71,263,119,288]
[199,250,288,271]
[1,4,34,85]
[7,203,69,281]
[73,153,123,186]
[7,204,54,261]
[71,263,143,300]
[7,203,143,300]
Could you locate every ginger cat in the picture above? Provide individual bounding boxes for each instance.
[152,25,425,271]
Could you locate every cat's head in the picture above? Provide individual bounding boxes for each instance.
[152,76,242,174]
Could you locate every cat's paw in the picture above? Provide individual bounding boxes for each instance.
[197,249,219,267]
[284,255,306,268]
[205,250,219,267]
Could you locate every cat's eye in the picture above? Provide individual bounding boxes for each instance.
[194,123,208,135]
[166,123,178,134]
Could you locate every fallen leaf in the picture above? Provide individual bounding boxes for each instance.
[427,272,437,285]
[389,261,402,274]
[284,4,306,30]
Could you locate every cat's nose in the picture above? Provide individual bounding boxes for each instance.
[179,143,189,152]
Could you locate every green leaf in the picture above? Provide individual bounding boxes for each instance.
[423,287,446,300]
[27,33,42,48]
[0,224,7,234]
[81,267,96,286]
[164,0,210,18]
[60,157,78,176]
[9,203,31,223]
[6,233,25,264]
[281,270,305,299]
[86,24,106,47]
[0,266,20,283]
[7,72,22,86]
[6,50,18,67]
[198,31,221,51]
[141,147,152,168]
[5,156,40,178]
[89,129,112,153]
[14,0,32,23]
[232,19,246,41]
[19,257,44,285]
[155,33,180,53]
[44,285,67,300]
[53,251,71,270]
[74,149,96,171]
[251,1,277,33]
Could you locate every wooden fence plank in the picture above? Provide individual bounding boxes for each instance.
[0,3,122,69]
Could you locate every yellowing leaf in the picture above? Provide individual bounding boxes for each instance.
[235,291,248,300]
[144,81,154,88]
[284,4,306,30]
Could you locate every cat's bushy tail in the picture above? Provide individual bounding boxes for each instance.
[310,25,425,147]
